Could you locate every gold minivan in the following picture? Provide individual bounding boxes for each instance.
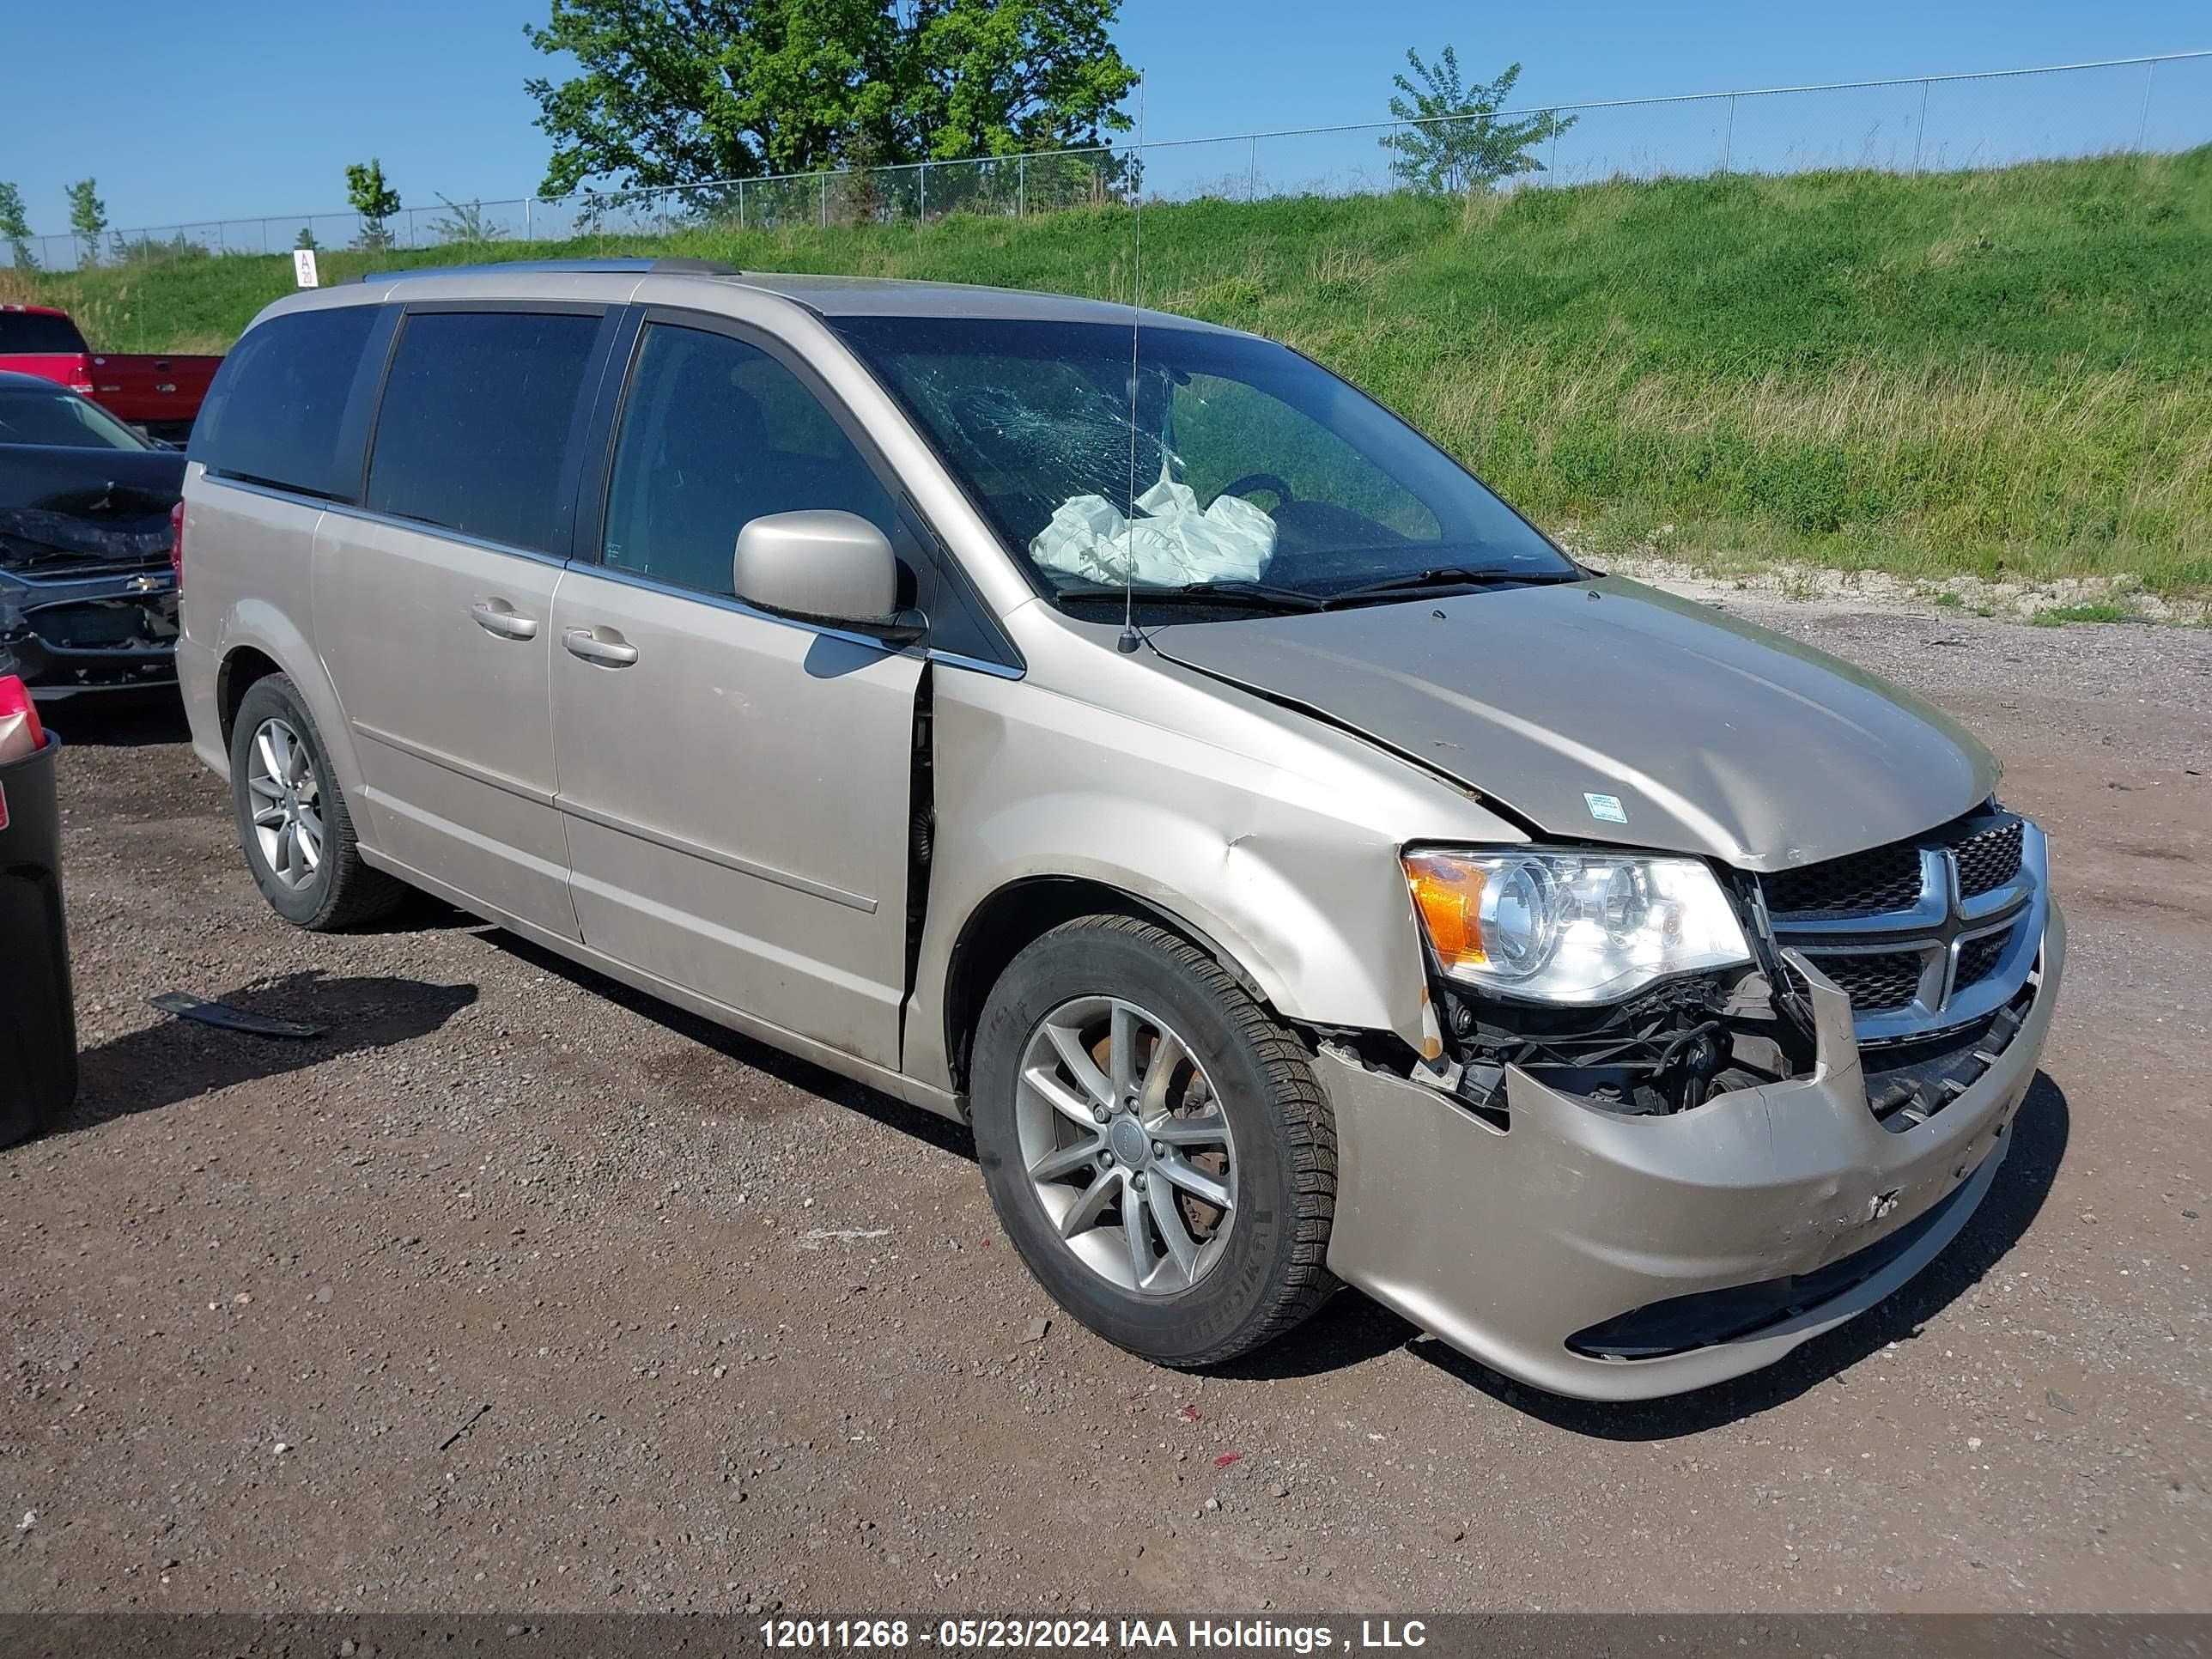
[176,260,2060,1399]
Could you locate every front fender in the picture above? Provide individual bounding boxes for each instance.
[905,662,1505,1091]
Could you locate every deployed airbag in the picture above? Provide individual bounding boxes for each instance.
[1030,470,1278,586]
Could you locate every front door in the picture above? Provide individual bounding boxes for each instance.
[550,317,923,1068]
[316,304,610,939]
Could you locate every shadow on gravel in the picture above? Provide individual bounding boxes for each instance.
[1405,1072,2071,1435]
[41,691,190,748]
[60,970,479,1135]
[351,886,485,934]
[485,933,977,1160]
[1212,1292,1425,1379]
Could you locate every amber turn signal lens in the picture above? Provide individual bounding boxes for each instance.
[1404,854,1489,971]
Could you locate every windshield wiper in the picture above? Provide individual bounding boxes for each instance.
[1057,580,1323,613]
[1320,565,1579,608]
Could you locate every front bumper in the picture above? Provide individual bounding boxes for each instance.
[1322,903,2063,1401]
[1,569,178,699]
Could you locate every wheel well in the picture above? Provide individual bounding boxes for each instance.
[216,647,283,745]
[941,877,1265,1095]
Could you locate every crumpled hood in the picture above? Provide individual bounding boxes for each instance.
[1147,575,1998,871]
[0,446,185,571]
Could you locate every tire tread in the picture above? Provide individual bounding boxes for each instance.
[993,913,1339,1367]
[231,675,404,932]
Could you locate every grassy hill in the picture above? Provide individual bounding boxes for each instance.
[9,149,2209,592]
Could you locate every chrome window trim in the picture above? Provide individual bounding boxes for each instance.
[926,647,1025,681]
[319,496,573,569]
[200,475,572,571]
[197,473,354,515]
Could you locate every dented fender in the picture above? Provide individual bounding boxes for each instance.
[904,616,1522,1091]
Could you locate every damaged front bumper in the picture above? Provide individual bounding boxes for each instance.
[1321,904,2063,1401]
[0,576,179,699]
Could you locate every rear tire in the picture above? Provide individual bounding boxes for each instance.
[970,915,1337,1367]
[228,674,402,931]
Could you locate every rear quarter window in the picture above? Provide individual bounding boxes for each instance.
[191,305,381,500]
[365,309,602,555]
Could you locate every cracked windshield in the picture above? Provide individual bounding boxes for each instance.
[830,316,1579,611]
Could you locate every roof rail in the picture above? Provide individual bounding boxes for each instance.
[351,257,741,283]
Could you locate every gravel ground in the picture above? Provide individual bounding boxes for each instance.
[3,592,2208,1617]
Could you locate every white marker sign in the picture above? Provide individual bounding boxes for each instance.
[293,248,320,288]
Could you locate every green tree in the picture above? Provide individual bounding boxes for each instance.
[522,0,1137,196]
[345,159,403,250]
[0,181,33,270]
[295,226,319,251]
[1377,46,1575,194]
[66,178,107,266]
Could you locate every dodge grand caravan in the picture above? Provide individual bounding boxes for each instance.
[176,259,2061,1400]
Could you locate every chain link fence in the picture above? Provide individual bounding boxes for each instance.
[8,51,2207,273]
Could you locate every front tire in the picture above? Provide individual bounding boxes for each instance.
[970,915,1337,1366]
[228,674,402,931]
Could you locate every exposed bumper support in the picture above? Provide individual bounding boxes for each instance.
[1322,903,2064,1401]
[2,586,178,699]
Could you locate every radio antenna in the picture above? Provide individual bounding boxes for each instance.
[1116,73,1146,655]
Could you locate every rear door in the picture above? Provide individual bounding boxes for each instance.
[316,303,617,939]
[549,312,924,1066]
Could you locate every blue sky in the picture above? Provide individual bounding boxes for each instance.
[2,0,2204,234]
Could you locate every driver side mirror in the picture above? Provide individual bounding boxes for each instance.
[731,510,925,644]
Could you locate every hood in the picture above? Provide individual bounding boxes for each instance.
[0,446,185,571]
[1147,576,1997,871]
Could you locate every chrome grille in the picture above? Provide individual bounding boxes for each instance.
[1762,844,1923,919]
[1820,952,1924,1012]
[1763,810,2045,1048]
[1954,924,2014,992]
[1953,819,2025,899]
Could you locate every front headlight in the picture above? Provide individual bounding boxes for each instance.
[1403,847,1752,1004]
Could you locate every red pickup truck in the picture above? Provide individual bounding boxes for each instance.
[0,304,222,444]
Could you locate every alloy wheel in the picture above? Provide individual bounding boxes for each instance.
[1014,994,1238,1296]
[244,716,324,892]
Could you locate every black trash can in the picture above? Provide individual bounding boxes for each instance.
[0,728,76,1147]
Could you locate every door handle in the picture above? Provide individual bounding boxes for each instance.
[563,627,639,667]
[470,599,539,641]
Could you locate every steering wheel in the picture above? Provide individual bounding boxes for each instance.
[1219,471,1294,506]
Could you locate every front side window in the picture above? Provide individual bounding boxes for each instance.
[831,315,1573,608]
[0,386,148,450]
[366,309,601,554]
[191,304,380,500]
[599,322,894,597]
